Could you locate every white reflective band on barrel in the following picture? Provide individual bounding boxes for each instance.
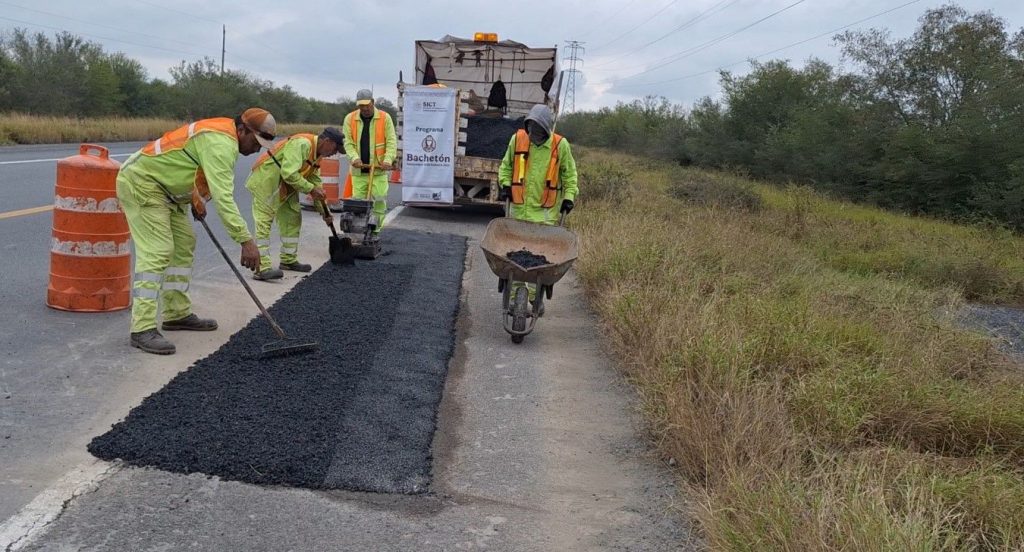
[165,267,192,278]
[321,176,340,184]
[54,196,122,213]
[162,281,189,292]
[52,238,131,256]
[133,288,159,299]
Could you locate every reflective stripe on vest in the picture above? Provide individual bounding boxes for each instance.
[140,118,238,202]
[252,133,319,178]
[349,110,387,166]
[510,129,562,208]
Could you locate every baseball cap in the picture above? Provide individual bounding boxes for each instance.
[240,107,277,148]
[320,126,344,146]
[356,89,374,106]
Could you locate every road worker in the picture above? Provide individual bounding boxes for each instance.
[116,108,276,355]
[342,89,397,240]
[497,104,579,315]
[246,127,345,280]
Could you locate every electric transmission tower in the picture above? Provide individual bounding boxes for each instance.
[564,40,585,113]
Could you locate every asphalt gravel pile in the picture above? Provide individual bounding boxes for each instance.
[507,249,550,268]
[465,116,523,159]
[89,229,467,494]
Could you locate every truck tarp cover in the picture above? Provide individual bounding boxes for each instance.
[416,36,557,114]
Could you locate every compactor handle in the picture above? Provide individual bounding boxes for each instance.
[79,144,109,159]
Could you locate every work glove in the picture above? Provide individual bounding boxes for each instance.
[560,199,575,214]
[498,186,511,202]
[309,187,327,202]
[190,189,207,221]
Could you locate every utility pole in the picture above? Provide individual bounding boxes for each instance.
[220,25,226,75]
[564,40,585,113]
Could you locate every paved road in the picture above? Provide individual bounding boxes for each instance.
[0,141,401,523]
[0,142,692,550]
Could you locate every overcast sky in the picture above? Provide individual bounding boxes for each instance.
[1,0,1021,112]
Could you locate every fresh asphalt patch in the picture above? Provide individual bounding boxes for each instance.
[89,229,467,494]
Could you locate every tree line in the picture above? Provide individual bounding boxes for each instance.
[560,5,1024,230]
[0,28,396,123]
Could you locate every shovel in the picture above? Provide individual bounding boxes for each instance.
[197,217,319,358]
[316,199,356,265]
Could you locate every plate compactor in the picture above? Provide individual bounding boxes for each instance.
[336,198,381,260]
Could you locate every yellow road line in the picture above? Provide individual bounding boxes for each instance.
[0,205,53,220]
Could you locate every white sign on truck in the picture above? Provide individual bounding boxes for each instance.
[401,86,458,204]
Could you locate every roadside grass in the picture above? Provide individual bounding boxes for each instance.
[571,148,1024,550]
[0,113,333,145]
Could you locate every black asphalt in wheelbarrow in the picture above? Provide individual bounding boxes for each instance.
[88,229,468,494]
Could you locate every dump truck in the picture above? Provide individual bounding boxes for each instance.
[396,34,560,207]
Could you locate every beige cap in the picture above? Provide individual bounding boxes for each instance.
[241,107,277,148]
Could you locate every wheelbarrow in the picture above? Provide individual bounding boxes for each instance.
[479,208,578,344]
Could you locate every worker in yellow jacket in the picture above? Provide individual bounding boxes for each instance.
[116,108,276,355]
[246,127,344,280]
[497,104,579,315]
[342,89,397,240]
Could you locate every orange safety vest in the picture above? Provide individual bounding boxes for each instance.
[510,129,563,208]
[349,110,388,167]
[141,118,238,202]
[252,133,320,200]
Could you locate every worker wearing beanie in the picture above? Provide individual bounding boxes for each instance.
[116,108,276,355]
[342,89,397,239]
[245,127,344,280]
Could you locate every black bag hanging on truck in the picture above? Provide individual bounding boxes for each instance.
[423,57,438,85]
[488,78,507,110]
[541,64,555,93]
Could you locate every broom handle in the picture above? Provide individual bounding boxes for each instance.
[198,217,287,339]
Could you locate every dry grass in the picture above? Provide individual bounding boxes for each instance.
[0,114,334,145]
[572,147,1024,550]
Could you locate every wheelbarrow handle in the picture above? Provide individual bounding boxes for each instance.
[505,199,569,227]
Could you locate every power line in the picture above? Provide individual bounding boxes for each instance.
[575,0,642,41]
[133,0,223,26]
[608,0,807,83]
[0,0,208,50]
[0,14,210,58]
[615,0,925,89]
[589,0,683,52]
[590,0,742,68]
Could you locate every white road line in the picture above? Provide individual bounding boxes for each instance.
[0,460,118,551]
[383,205,404,226]
[0,153,131,166]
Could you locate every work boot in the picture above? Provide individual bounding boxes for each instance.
[162,313,218,332]
[130,329,176,355]
[536,303,546,317]
[280,261,311,273]
[254,268,284,281]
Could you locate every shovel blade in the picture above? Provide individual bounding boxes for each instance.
[329,236,357,265]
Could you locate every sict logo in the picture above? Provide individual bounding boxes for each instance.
[422,102,436,108]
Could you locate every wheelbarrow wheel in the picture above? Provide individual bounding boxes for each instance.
[511,286,528,344]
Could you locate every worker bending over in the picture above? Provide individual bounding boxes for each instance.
[342,89,397,241]
[116,108,276,355]
[246,127,344,280]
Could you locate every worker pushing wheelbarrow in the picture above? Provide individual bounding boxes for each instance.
[480,103,579,343]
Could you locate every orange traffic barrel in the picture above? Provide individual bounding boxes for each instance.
[343,174,353,199]
[389,168,401,184]
[312,157,342,209]
[47,144,130,312]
